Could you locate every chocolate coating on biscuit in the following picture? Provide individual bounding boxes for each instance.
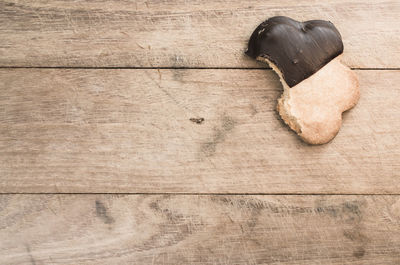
[246,16,343,87]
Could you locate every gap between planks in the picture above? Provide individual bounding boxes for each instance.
[2,193,400,196]
[0,66,399,70]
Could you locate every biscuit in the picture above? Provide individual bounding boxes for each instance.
[246,16,360,144]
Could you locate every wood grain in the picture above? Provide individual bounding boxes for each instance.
[1,195,400,264]
[1,68,400,193]
[0,0,399,68]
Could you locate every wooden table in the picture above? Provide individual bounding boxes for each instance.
[1,1,400,264]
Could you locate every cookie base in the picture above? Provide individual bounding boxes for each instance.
[258,56,360,145]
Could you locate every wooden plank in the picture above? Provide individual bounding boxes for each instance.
[1,195,400,264]
[0,0,399,68]
[1,69,400,193]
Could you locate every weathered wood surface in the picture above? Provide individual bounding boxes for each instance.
[1,195,400,264]
[0,0,399,68]
[1,69,399,193]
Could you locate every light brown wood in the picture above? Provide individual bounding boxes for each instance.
[1,69,400,193]
[1,195,400,264]
[0,0,399,68]
[2,1,398,264]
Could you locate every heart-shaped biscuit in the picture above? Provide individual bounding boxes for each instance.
[246,16,359,144]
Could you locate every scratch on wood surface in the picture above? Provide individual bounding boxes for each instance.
[131,64,192,114]
[343,227,369,243]
[353,246,366,258]
[249,104,258,116]
[200,115,236,157]
[343,223,369,259]
[25,245,36,265]
[136,42,145,49]
[95,200,115,224]
[157,68,162,81]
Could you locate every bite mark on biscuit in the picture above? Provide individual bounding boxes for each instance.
[260,56,359,144]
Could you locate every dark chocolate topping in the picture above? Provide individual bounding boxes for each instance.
[246,16,343,87]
